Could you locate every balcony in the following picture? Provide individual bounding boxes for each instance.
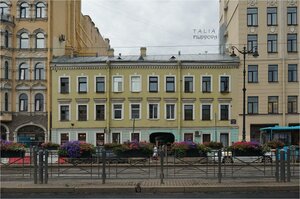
[0,14,15,25]
[0,112,12,121]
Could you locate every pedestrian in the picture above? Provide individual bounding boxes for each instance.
[152,146,158,160]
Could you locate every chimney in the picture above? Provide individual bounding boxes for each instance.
[108,48,114,57]
[140,47,147,57]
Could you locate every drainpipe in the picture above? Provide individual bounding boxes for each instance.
[177,60,182,141]
[106,60,111,143]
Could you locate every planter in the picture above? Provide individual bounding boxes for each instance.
[232,149,263,156]
[116,150,150,158]
[59,151,93,158]
[0,150,25,158]
[175,149,207,158]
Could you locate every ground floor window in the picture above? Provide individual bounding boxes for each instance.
[131,132,140,142]
[184,133,193,142]
[202,134,211,143]
[220,133,229,147]
[96,133,105,146]
[112,132,121,144]
[78,133,86,142]
[60,133,69,145]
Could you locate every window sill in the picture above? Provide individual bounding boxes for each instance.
[287,51,298,53]
[248,81,259,83]
[202,91,212,93]
[268,81,279,83]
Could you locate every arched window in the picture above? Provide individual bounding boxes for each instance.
[19,93,28,111]
[0,2,9,15]
[35,2,46,18]
[5,93,9,111]
[4,61,9,79]
[4,30,9,48]
[36,32,45,48]
[20,2,29,18]
[19,63,28,80]
[20,32,29,49]
[35,93,43,111]
[34,63,45,80]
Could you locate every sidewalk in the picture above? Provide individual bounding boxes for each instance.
[1,178,299,193]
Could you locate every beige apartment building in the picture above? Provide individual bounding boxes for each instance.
[219,0,299,142]
[0,0,110,145]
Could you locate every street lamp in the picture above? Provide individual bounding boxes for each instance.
[230,46,259,142]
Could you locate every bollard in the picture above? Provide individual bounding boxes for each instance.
[280,150,285,182]
[38,150,44,184]
[217,149,222,183]
[33,147,38,184]
[275,149,279,182]
[44,150,48,184]
[160,150,165,184]
[102,149,106,184]
[286,148,291,182]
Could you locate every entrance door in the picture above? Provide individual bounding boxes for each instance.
[220,133,229,147]
[149,133,175,145]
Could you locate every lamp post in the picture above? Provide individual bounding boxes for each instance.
[230,46,259,142]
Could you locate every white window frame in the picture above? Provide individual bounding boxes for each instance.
[183,75,195,93]
[165,75,176,92]
[130,75,142,92]
[112,103,124,120]
[58,104,71,121]
[77,76,88,93]
[219,75,231,92]
[94,75,106,93]
[130,103,141,120]
[200,103,213,121]
[183,103,194,121]
[219,132,231,146]
[112,75,124,92]
[59,132,70,145]
[94,103,106,121]
[148,103,160,120]
[148,75,159,92]
[165,103,176,120]
[130,131,141,142]
[202,133,212,143]
[95,132,107,146]
[219,103,231,121]
[183,132,195,142]
[76,132,87,142]
[58,76,71,93]
[111,132,122,144]
[76,104,88,121]
[201,75,213,92]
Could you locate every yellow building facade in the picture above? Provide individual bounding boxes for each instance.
[219,0,299,141]
[0,0,109,145]
[51,49,240,146]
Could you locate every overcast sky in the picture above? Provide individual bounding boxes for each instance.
[81,0,219,55]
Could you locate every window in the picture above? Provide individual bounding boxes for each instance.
[202,134,211,143]
[288,96,297,113]
[96,77,105,93]
[113,76,123,92]
[287,7,297,25]
[20,2,29,18]
[166,76,175,92]
[288,64,298,82]
[4,61,9,79]
[60,77,69,93]
[268,65,278,82]
[131,133,140,142]
[60,105,70,121]
[184,76,193,93]
[112,133,121,144]
[4,30,9,48]
[78,105,87,121]
[220,133,229,147]
[20,33,29,49]
[36,2,46,18]
[267,7,277,26]
[220,76,230,92]
[35,93,44,111]
[4,93,8,111]
[267,34,277,53]
[36,33,45,48]
[19,93,28,112]
[268,96,278,114]
[184,133,193,142]
[78,133,86,142]
[287,34,297,52]
[247,8,258,26]
[96,133,105,146]
[131,76,141,92]
[113,104,123,120]
[201,104,211,120]
[131,104,140,119]
[34,63,45,80]
[247,34,258,52]
[78,77,87,93]
[19,63,28,80]
[95,105,105,121]
[166,104,175,120]
[184,104,193,121]
[248,65,258,83]
[0,2,9,15]
[60,133,69,145]
[149,76,158,92]
[149,104,158,119]
[202,76,211,92]
[248,96,258,114]
[220,104,229,120]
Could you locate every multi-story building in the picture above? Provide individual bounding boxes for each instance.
[219,0,299,142]
[0,0,110,145]
[51,48,240,146]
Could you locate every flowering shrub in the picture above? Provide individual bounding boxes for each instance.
[0,140,25,152]
[230,141,263,156]
[203,141,223,150]
[41,142,60,150]
[103,143,122,150]
[171,141,209,157]
[113,141,153,157]
[58,141,95,158]
[197,144,211,153]
[264,140,284,149]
